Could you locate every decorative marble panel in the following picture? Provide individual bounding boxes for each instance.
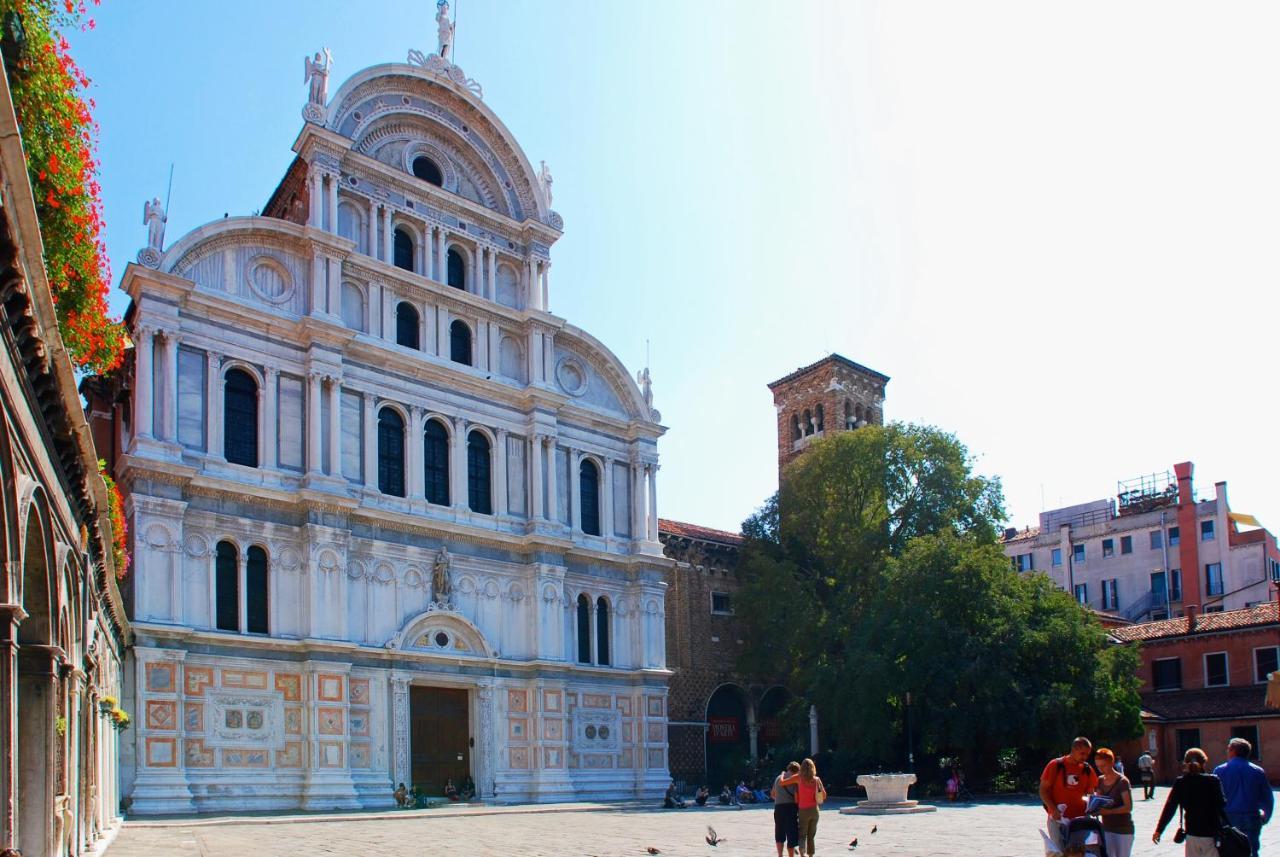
[276,742,304,768]
[647,723,664,743]
[284,707,303,735]
[274,672,302,701]
[622,722,633,743]
[317,674,344,702]
[616,696,632,716]
[507,689,528,713]
[647,748,665,769]
[185,739,215,768]
[205,692,285,749]
[146,700,176,730]
[145,737,176,767]
[184,665,213,697]
[222,748,270,768]
[646,696,664,717]
[184,703,204,733]
[619,749,634,768]
[349,710,370,737]
[508,747,529,769]
[543,718,563,741]
[349,677,371,705]
[543,747,563,768]
[318,741,344,768]
[350,742,371,769]
[582,753,613,769]
[222,669,269,690]
[542,689,562,713]
[581,693,611,709]
[572,709,621,752]
[318,707,345,735]
[508,718,528,741]
[145,663,177,693]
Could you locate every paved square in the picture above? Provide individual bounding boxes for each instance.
[107,789,1280,857]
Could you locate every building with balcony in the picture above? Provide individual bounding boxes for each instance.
[84,45,671,813]
[1003,462,1280,621]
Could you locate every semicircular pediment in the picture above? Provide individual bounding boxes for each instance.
[390,606,494,658]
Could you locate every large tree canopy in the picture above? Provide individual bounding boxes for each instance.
[735,424,1142,770]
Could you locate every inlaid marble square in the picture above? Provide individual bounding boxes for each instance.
[145,663,177,693]
[222,748,269,768]
[619,749,635,768]
[318,707,344,735]
[185,739,214,767]
[184,702,204,733]
[647,748,665,769]
[184,665,213,696]
[543,747,562,768]
[646,696,664,717]
[146,700,176,730]
[581,693,611,709]
[616,696,632,716]
[647,723,665,743]
[145,737,176,767]
[274,672,302,702]
[317,674,344,702]
[224,710,243,729]
[348,677,370,705]
[221,669,268,690]
[350,742,371,769]
[318,740,344,768]
[508,718,528,740]
[543,718,563,741]
[509,746,529,769]
[507,689,528,713]
[542,689,562,713]
[276,741,303,768]
[284,707,303,735]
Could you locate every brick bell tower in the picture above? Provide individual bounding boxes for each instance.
[768,354,890,474]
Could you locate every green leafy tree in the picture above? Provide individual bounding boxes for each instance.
[735,424,1142,774]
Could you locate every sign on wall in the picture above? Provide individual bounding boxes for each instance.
[708,717,739,744]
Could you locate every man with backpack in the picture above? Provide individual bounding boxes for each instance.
[1040,737,1100,849]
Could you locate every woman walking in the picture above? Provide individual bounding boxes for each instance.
[780,758,827,856]
[1152,747,1227,856]
[1095,748,1135,857]
[772,761,801,857]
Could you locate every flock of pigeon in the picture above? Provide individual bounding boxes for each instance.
[631,822,881,854]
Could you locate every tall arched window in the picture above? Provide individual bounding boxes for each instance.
[815,404,825,432]
[446,247,466,290]
[596,597,610,666]
[450,320,472,366]
[424,419,450,506]
[215,541,239,632]
[803,409,814,436]
[224,368,259,468]
[393,227,414,272]
[576,594,591,664]
[791,414,801,441]
[396,302,420,350]
[378,408,406,497]
[412,155,444,187]
[467,430,492,514]
[580,459,601,536]
[246,546,269,634]
[844,400,854,430]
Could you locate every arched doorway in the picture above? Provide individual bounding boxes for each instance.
[757,686,795,763]
[16,502,56,857]
[705,684,751,790]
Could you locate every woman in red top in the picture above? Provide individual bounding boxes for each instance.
[780,758,827,856]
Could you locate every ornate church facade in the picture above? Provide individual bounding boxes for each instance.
[86,36,671,812]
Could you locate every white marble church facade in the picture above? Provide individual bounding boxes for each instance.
[101,45,671,813]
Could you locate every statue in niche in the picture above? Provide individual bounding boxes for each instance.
[432,546,452,602]
[538,160,554,206]
[143,198,166,253]
[304,48,333,106]
[436,0,455,61]
[637,367,653,410]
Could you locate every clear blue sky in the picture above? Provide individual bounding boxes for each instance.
[72,1,1280,534]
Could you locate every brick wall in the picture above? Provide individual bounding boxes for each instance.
[769,355,888,474]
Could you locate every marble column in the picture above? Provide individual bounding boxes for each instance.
[631,462,645,541]
[602,457,615,538]
[392,678,410,788]
[545,438,559,526]
[262,368,278,470]
[408,406,425,500]
[568,449,581,535]
[527,259,540,311]
[309,172,323,228]
[362,392,377,488]
[0,607,22,849]
[382,207,392,263]
[487,246,498,301]
[423,225,434,282]
[237,546,248,633]
[529,433,544,520]
[326,173,339,234]
[134,327,155,439]
[451,417,467,509]
[472,247,482,294]
[327,377,343,477]
[436,306,449,359]
[161,330,179,442]
[367,200,378,259]
[646,465,659,541]
[306,373,323,474]
[487,322,500,372]
[205,351,222,458]
[434,227,447,282]
[255,371,269,469]
[541,261,551,311]
[494,428,509,516]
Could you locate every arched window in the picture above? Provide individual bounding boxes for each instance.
[576,594,591,664]
[396,302,420,350]
[412,155,444,187]
[215,541,239,632]
[580,459,601,536]
[424,419,450,506]
[377,408,406,497]
[803,409,814,436]
[791,414,802,441]
[393,227,414,272]
[467,430,492,514]
[844,400,854,430]
[224,368,259,468]
[446,247,466,290]
[341,282,366,332]
[596,596,610,666]
[450,319,472,366]
[246,546,269,634]
[816,404,825,432]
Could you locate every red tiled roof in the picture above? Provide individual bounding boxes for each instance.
[658,519,743,546]
[1002,526,1041,544]
[1110,602,1279,642]
[766,353,890,390]
[1140,686,1277,722]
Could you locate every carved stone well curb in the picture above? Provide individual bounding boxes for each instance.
[838,773,938,815]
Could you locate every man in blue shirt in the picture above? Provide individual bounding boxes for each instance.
[1215,737,1274,856]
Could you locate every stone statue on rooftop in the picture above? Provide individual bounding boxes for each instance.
[143,198,166,253]
[538,160,554,206]
[304,48,332,107]
[637,367,653,410]
[436,1,455,61]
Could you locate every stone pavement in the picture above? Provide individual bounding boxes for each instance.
[106,788,1280,857]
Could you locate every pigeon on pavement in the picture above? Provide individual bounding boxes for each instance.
[705,825,726,846]
[849,837,859,848]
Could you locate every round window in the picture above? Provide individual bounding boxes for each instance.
[598,725,610,740]
[412,155,444,187]
[434,631,450,648]
[584,725,597,739]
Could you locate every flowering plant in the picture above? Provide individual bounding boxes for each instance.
[3,0,124,373]
[108,705,129,731]
[98,458,127,578]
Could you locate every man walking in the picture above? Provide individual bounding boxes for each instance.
[1040,737,1100,849]
[1137,750,1156,800]
[1215,738,1273,856]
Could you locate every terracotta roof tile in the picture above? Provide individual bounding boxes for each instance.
[1110,602,1279,642]
[1002,527,1041,544]
[1140,686,1276,722]
[766,353,890,390]
[657,519,743,546]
